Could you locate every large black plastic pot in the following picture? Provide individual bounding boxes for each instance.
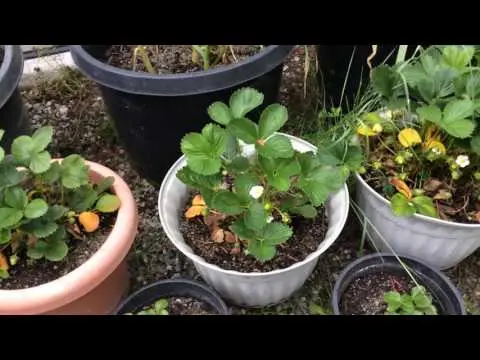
[316,45,424,111]
[70,45,293,185]
[113,279,230,315]
[332,253,466,315]
[0,45,30,151]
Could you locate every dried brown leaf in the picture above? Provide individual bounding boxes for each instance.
[212,228,225,243]
[0,253,9,271]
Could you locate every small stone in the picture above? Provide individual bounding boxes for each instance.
[59,105,68,115]
[294,56,300,62]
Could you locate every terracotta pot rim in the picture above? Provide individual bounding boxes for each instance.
[0,159,138,314]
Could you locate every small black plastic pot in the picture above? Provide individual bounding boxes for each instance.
[70,45,293,185]
[0,45,31,151]
[113,279,230,315]
[316,45,425,111]
[332,253,466,315]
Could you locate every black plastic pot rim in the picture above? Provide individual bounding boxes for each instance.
[332,252,466,315]
[0,45,23,109]
[113,278,230,315]
[69,45,294,96]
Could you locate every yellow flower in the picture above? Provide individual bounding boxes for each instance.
[398,128,422,148]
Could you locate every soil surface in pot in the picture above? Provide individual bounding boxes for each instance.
[339,271,439,315]
[106,45,262,75]
[0,214,115,290]
[132,296,216,315]
[179,191,328,273]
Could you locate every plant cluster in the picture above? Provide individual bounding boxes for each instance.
[178,88,359,262]
[384,285,437,315]
[126,299,169,315]
[131,45,263,73]
[356,45,480,223]
[0,126,121,278]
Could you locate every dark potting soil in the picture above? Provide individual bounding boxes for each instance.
[168,296,215,315]
[0,213,116,290]
[106,45,262,75]
[179,192,328,273]
[340,271,416,315]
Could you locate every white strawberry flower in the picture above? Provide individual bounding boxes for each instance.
[455,155,470,168]
[249,185,264,199]
[266,216,274,223]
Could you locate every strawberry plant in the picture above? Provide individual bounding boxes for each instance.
[384,285,437,315]
[177,88,359,262]
[355,45,480,223]
[0,126,121,278]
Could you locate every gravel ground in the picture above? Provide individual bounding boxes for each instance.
[19,46,480,315]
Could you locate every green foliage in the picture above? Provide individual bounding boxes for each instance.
[178,88,347,262]
[384,286,438,315]
[129,299,169,315]
[390,193,438,218]
[0,126,121,276]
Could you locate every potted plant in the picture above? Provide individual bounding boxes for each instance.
[0,45,31,151]
[332,253,466,315]
[114,278,229,315]
[69,45,293,185]
[158,87,352,307]
[0,126,137,314]
[353,45,480,269]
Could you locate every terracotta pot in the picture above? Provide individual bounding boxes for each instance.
[0,160,138,315]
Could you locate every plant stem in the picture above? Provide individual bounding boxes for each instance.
[135,46,156,74]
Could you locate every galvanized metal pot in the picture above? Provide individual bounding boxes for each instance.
[158,134,350,307]
[356,173,480,270]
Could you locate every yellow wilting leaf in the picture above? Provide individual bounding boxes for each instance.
[390,178,413,199]
[0,252,9,271]
[185,195,207,219]
[425,140,446,155]
[398,128,422,148]
[357,124,377,136]
[78,211,100,233]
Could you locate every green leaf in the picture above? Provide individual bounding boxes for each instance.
[0,163,26,188]
[465,73,480,99]
[24,199,48,219]
[0,130,4,141]
[259,156,300,191]
[248,240,276,262]
[417,105,442,123]
[60,155,89,189]
[298,166,345,207]
[181,133,222,176]
[4,187,28,210]
[390,193,416,217]
[291,205,317,218]
[411,286,432,309]
[66,185,98,212]
[371,65,397,99]
[384,291,402,312]
[400,294,415,314]
[176,167,222,190]
[234,173,259,202]
[0,229,11,244]
[95,176,115,195]
[45,205,68,221]
[317,142,364,172]
[433,68,456,98]
[41,162,61,184]
[258,104,288,139]
[201,124,227,157]
[207,102,232,126]
[441,100,476,138]
[245,202,267,231]
[230,218,256,241]
[226,156,250,173]
[412,196,438,218]
[227,118,258,144]
[29,151,51,174]
[442,45,475,70]
[11,135,34,164]
[229,87,264,119]
[211,191,244,215]
[0,208,23,229]
[32,221,58,238]
[27,240,48,259]
[261,222,293,246]
[46,225,67,243]
[471,135,480,155]
[96,194,121,213]
[256,135,294,159]
[297,151,320,176]
[0,269,9,279]
[0,147,4,163]
[44,240,68,262]
[31,126,53,152]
